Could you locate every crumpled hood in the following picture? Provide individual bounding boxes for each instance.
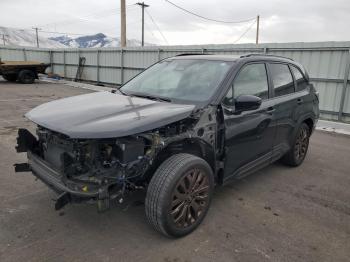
[25,91,195,138]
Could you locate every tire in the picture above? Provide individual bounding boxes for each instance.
[145,153,214,238]
[2,74,17,82]
[18,70,35,84]
[281,123,310,166]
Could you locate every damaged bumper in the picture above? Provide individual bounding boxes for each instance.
[27,151,99,198]
[28,151,105,210]
[14,128,111,211]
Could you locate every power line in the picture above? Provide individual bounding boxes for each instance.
[164,0,256,24]
[35,5,138,29]
[3,24,141,40]
[40,30,90,36]
[145,9,169,45]
[232,19,257,44]
[5,26,106,37]
[144,21,158,41]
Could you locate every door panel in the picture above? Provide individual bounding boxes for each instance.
[271,94,298,157]
[268,63,299,159]
[222,63,276,181]
[223,100,276,179]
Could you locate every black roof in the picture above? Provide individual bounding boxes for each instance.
[172,54,239,61]
[169,53,307,78]
[171,53,294,63]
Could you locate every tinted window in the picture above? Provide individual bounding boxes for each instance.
[269,63,295,97]
[233,63,269,99]
[223,85,234,105]
[291,65,308,91]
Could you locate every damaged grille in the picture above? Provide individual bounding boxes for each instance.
[36,126,149,184]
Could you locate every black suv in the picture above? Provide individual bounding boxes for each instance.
[15,54,319,237]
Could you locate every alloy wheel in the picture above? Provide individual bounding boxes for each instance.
[294,127,309,161]
[170,168,210,228]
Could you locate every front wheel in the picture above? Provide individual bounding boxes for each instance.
[145,153,214,237]
[281,123,310,166]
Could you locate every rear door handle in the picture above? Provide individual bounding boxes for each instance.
[297,98,303,105]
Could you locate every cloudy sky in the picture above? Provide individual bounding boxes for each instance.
[0,0,349,45]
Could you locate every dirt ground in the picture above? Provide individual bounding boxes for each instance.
[0,78,349,262]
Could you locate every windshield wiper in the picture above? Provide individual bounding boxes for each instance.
[128,92,172,103]
[117,88,128,96]
[111,88,128,96]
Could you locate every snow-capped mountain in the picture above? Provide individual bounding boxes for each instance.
[0,27,151,48]
[49,33,148,48]
[0,26,66,48]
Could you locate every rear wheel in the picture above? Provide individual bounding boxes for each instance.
[18,70,35,84]
[281,123,310,166]
[2,74,17,82]
[145,153,214,237]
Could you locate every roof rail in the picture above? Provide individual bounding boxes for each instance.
[240,53,294,61]
[175,53,210,57]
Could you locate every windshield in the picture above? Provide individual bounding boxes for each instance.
[120,59,233,103]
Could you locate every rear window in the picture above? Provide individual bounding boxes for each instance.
[269,63,295,97]
[291,65,308,91]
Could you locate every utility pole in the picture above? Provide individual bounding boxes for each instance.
[137,2,149,47]
[32,27,41,48]
[120,0,126,47]
[1,34,9,46]
[256,15,260,45]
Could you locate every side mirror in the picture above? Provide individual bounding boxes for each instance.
[235,95,262,112]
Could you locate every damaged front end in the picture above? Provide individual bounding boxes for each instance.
[14,107,219,212]
[15,126,161,211]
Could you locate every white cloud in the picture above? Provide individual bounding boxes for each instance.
[0,0,349,45]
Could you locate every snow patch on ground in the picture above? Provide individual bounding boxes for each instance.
[316,120,350,135]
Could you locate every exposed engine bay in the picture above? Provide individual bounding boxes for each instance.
[15,107,221,212]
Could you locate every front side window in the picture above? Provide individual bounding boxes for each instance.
[223,63,269,105]
[269,63,295,97]
[120,59,233,103]
[290,65,308,91]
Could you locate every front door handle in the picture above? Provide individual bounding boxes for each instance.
[297,98,303,105]
[266,106,275,114]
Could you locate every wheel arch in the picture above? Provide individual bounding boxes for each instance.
[147,138,217,182]
[296,113,315,133]
[303,117,314,133]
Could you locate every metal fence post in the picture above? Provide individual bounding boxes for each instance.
[63,50,66,78]
[49,50,53,73]
[338,48,350,121]
[157,48,161,61]
[120,49,124,85]
[97,50,100,84]
[23,48,27,61]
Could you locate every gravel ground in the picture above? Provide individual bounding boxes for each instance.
[0,78,349,262]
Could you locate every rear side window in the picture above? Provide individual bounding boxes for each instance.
[269,63,295,97]
[290,65,308,91]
